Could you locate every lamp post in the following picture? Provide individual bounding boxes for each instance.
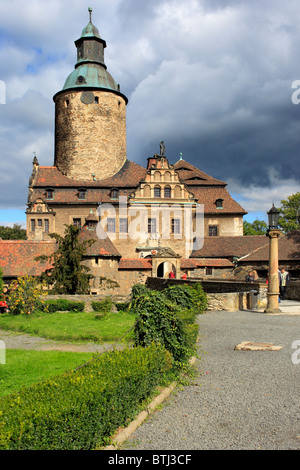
[264,204,281,314]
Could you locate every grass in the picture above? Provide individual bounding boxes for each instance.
[0,309,137,397]
[0,310,136,343]
[0,349,95,397]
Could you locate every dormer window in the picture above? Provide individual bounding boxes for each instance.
[216,198,223,209]
[46,189,54,199]
[78,189,86,200]
[111,189,119,199]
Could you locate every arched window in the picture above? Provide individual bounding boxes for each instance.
[164,171,171,182]
[174,185,181,198]
[154,171,161,182]
[143,184,151,198]
[164,186,171,198]
[154,186,161,198]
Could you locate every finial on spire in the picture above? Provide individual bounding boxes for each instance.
[179,152,183,160]
[88,6,93,23]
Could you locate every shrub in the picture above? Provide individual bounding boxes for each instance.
[41,299,85,313]
[8,276,48,315]
[91,298,113,313]
[0,344,172,450]
[131,287,193,364]
[163,283,207,313]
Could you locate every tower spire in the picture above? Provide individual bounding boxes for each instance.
[88,6,92,24]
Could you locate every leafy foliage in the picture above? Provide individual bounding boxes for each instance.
[35,224,94,294]
[0,344,172,450]
[0,224,26,240]
[131,283,206,364]
[278,192,300,232]
[8,275,48,315]
[40,299,85,313]
[243,219,268,235]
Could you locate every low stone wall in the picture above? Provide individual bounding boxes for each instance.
[146,277,268,311]
[286,280,300,301]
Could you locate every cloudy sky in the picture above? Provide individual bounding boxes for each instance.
[0,0,299,227]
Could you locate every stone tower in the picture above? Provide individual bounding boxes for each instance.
[53,8,128,181]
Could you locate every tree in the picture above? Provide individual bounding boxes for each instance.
[278,192,300,233]
[0,224,26,240]
[243,219,267,235]
[35,224,94,294]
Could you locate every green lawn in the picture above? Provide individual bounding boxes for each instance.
[0,349,95,397]
[0,310,136,343]
[0,310,137,397]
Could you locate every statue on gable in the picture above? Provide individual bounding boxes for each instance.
[160,140,166,156]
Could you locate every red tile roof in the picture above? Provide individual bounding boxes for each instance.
[239,230,300,262]
[34,160,146,188]
[174,159,226,186]
[190,186,247,214]
[78,225,121,257]
[0,240,55,278]
[118,258,152,269]
[181,258,233,268]
[191,235,267,258]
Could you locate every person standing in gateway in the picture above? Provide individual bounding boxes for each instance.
[280,268,290,300]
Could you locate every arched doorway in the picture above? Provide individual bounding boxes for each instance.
[157,261,176,278]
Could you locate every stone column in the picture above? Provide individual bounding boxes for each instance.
[264,229,281,313]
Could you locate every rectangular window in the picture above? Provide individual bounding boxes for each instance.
[73,218,81,229]
[107,218,116,233]
[46,190,53,199]
[208,225,218,236]
[171,218,181,234]
[37,219,43,228]
[30,219,35,232]
[148,218,156,234]
[44,219,49,232]
[205,267,213,275]
[119,218,128,233]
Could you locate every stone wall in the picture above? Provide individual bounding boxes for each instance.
[54,91,127,181]
[146,277,268,311]
[286,280,300,300]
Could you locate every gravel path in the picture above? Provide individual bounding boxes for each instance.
[123,308,300,450]
[0,329,118,353]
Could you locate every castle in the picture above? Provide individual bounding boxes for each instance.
[2,10,298,295]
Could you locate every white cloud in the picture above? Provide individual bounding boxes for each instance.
[0,0,299,222]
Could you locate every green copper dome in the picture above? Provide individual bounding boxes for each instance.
[62,63,120,93]
[81,7,100,38]
[80,21,101,39]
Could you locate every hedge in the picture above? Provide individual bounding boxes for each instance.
[40,299,85,313]
[0,344,173,450]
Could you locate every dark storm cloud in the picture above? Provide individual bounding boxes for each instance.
[0,0,299,219]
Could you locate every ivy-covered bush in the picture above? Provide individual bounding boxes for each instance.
[130,283,206,363]
[131,286,191,363]
[162,283,207,313]
[0,344,172,450]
